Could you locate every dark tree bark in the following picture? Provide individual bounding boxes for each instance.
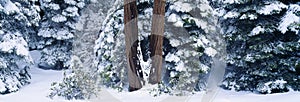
[124,0,143,91]
[149,0,166,84]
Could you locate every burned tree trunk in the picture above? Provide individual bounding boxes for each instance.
[149,0,166,84]
[124,0,143,91]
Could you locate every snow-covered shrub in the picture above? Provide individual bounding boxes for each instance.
[0,0,39,94]
[256,79,289,94]
[211,0,300,93]
[48,0,108,99]
[49,56,99,100]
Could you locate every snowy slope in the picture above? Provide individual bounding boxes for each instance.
[1,51,300,102]
[0,66,68,102]
[0,51,82,102]
[1,65,300,102]
[95,88,300,102]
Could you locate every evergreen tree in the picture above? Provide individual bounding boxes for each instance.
[37,0,88,70]
[95,0,220,95]
[212,0,300,94]
[0,0,40,94]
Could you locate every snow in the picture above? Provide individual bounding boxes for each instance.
[250,26,264,36]
[248,14,258,20]
[1,57,300,102]
[0,4,3,10]
[175,61,185,72]
[245,54,255,63]
[64,0,77,5]
[0,67,70,102]
[278,4,300,33]
[52,14,67,22]
[49,3,60,10]
[2,76,20,93]
[56,29,74,40]
[0,30,4,35]
[0,58,7,68]
[167,13,185,27]
[165,53,180,63]
[170,71,177,77]
[173,20,184,27]
[77,2,85,8]
[102,88,300,102]
[0,51,78,102]
[240,14,257,20]
[0,81,5,92]
[257,2,287,15]
[169,2,193,12]
[223,11,239,19]
[258,79,288,94]
[38,28,54,38]
[0,33,29,57]
[193,18,208,31]
[169,39,181,47]
[200,63,210,73]
[222,0,240,4]
[63,7,79,17]
[4,1,19,13]
[43,0,52,3]
[167,13,179,23]
[106,34,114,43]
[204,47,217,57]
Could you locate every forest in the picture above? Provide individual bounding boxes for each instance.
[0,0,300,101]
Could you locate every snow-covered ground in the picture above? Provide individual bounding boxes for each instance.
[1,51,300,102]
[1,65,300,102]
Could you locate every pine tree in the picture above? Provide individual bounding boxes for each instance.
[37,0,88,70]
[157,0,220,95]
[95,0,220,95]
[212,0,300,94]
[0,0,40,94]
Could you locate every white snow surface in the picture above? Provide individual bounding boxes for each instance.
[222,0,241,4]
[165,53,180,63]
[64,0,77,5]
[278,4,300,33]
[223,11,239,19]
[4,1,19,13]
[1,51,300,102]
[0,33,29,57]
[204,47,217,57]
[169,2,193,12]
[2,73,300,102]
[49,3,60,10]
[52,14,67,23]
[250,26,264,36]
[257,2,287,15]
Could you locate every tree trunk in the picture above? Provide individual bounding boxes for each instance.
[124,0,143,91]
[149,0,166,84]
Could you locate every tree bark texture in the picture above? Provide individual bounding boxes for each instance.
[149,0,166,84]
[124,0,143,91]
